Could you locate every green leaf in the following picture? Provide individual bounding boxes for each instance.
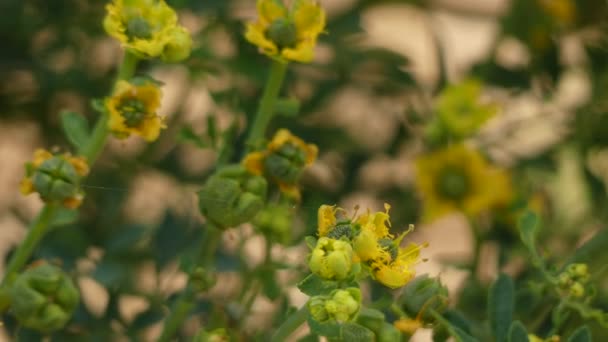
[488,274,515,342]
[431,310,479,342]
[61,111,90,149]
[275,98,301,117]
[341,322,375,342]
[507,321,528,342]
[307,318,341,340]
[567,326,592,342]
[297,273,338,296]
[260,267,281,300]
[518,211,539,252]
[356,307,385,334]
[177,126,208,148]
[305,236,318,250]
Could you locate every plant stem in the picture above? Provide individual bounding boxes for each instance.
[271,305,309,342]
[80,50,139,162]
[1,204,58,288]
[157,225,222,342]
[245,60,288,148]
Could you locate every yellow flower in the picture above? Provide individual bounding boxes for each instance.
[20,149,90,209]
[106,79,165,142]
[242,129,318,199]
[104,0,192,61]
[435,79,497,139]
[394,317,423,335]
[317,204,338,237]
[372,241,424,289]
[245,0,326,63]
[415,144,513,222]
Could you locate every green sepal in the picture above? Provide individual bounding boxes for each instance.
[61,111,90,149]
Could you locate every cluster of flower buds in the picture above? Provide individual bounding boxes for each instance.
[20,149,89,209]
[557,263,590,298]
[9,262,80,332]
[308,288,362,324]
[198,165,268,229]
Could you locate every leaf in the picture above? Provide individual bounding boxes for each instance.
[356,307,385,334]
[567,326,592,342]
[61,111,90,149]
[518,211,539,252]
[207,115,218,148]
[431,310,479,342]
[341,322,375,342]
[507,321,528,342]
[297,273,339,296]
[305,236,317,250]
[260,267,281,300]
[488,274,515,342]
[307,318,342,340]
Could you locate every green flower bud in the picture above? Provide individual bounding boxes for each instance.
[567,263,589,282]
[264,143,307,184]
[193,328,228,342]
[10,263,79,333]
[33,157,80,202]
[253,203,293,244]
[569,282,585,298]
[308,288,362,324]
[161,26,193,63]
[198,165,267,229]
[309,237,353,280]
[398,274,449,322]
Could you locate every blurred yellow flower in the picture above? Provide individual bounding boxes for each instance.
[415,144,512,222]
[435,79,497,139]
[538,0,576,26]
[245,0,326,63]
[106,79,165,142]
[104,0,192,61]
[243,129,317,199]
[394,317,423,335]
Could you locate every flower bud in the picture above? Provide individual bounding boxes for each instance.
[567,263,589,282]
[308,237,353,280]
[308,288,362,323]
[253,203,293,244]
[10,263,79,333]
[398,274,448,322]
[198,165,267,229]
[161,26,192,63]
[20,149,89,209]
[569,282,585,298]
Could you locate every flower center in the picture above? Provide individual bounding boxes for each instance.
[126,17,153,39]
[379,238,398,262]
[266,19,298,49]
[437,167,469,200]
[119,98,148,127]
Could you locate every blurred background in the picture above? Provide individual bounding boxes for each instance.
[1,0,608,340]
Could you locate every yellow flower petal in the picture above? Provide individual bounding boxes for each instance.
[292,0,326,39]
[258,0,288,25]
[394,318,423,334]
[317,204,338,237]
[245,22,280,56]
[242,151,266,176]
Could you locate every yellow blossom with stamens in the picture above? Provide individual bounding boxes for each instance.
[245,0,326,63]
[415,144,512,222]
[372,241,425,289]
[106,79,165,142]
[243,129,317,199]
[104,0,192,61]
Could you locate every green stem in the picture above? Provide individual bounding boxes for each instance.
[246,60,288,148]
[157,226,222,342]
[79,51,139,163]
[271,305,309,342]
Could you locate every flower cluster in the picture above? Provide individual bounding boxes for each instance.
[557,263,590,298]
[243,129,318,200]
[104,0,192,62]
[20,149,90,209]
[312,203,425,289]
[245,0,326,63]
[106,78,165,142]
[415,144,512,222]
[308,288,362,323]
